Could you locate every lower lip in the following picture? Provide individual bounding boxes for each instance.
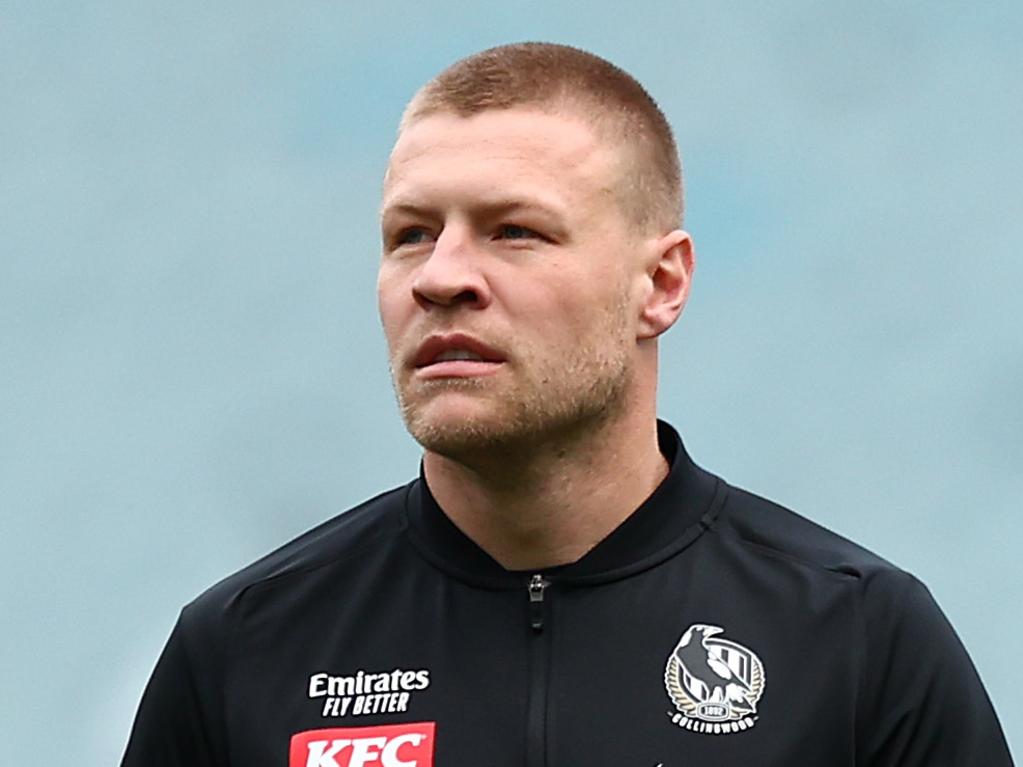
[415,360,505,379]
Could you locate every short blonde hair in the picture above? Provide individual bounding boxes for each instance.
[399,42,684,234]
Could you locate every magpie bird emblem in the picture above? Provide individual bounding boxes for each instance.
[664,623,765,735]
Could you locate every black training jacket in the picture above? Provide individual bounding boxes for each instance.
[121,421,1013,767]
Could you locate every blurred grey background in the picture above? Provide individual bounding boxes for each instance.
[1,1,1019,762]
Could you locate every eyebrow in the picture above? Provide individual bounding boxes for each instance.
[378,195,568,223]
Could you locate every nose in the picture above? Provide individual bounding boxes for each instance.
[411,226,492,310]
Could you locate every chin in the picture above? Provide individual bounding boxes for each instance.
[403,397,626,463]
[395,353,634,459]
[403,402,520,458]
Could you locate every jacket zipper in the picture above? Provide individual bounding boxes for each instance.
[526,574,550,767]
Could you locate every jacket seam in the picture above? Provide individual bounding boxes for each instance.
[233,511,407,603]
[715,528,864,582]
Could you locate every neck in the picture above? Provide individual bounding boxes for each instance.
[422,406,669,571]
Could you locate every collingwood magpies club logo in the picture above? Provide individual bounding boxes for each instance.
[664,623,765,735]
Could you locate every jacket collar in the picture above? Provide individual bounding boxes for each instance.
[403,420,726,587]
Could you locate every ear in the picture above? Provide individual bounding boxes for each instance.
[637,230,695,340]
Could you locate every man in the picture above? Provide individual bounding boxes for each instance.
[122,43,1013,766]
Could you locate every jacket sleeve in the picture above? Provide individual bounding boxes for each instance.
[857,571,1014,765]
[120,612,226,767]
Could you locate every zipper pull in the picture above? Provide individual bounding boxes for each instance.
[528,574,549,632]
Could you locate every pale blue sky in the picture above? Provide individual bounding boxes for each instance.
[1,2,1020,762]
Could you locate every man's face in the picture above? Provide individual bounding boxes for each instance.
[378,108,646,457]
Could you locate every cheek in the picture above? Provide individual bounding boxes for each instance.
[502,272,609,333]
[376,271,410,347]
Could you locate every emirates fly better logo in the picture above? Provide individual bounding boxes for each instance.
[289,722,436,767]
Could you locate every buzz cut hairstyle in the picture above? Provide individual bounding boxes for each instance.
[399,42,684,235]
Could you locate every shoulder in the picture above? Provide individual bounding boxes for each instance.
[710,480,1011,760]
[178,482,413,636]
[712,479,904,584]
[705,478,932,627]
[708,479,967,678]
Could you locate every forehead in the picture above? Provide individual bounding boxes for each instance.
[381,108,618,219]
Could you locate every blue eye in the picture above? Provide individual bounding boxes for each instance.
[396,227,431,245]
[497,224,537,240]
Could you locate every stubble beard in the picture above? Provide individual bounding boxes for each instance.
[390,308,634,464]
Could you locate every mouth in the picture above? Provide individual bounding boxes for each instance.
[412,333,506,379]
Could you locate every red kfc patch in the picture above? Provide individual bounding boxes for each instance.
[289,722,435,767]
